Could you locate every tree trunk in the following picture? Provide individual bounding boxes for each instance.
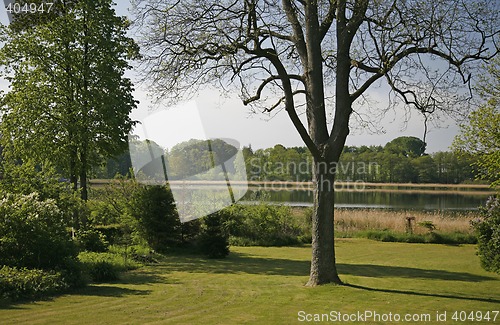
[306,158,342,286]
[80,148,88,202]
[69,147,80,229]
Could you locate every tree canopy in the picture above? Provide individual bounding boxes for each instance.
[453,58,500,188]
[385,136,426,158]
[0,0,139,201]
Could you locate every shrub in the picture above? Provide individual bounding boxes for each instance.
[418,221,437,233]
[130,185,181,251]
[198,212,230,258]
[0,266,67,300]
[78,251,140,283]
[227,203,304,246]
[87,176,142,245]
[472,196,500,274]
[0,193,78,270]
[75,227,109,252]
[85,261,119,282]
[87,199,121,225]
[0,162,83,227]
[94,224,124,246]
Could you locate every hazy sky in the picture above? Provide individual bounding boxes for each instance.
[0,2,465,153]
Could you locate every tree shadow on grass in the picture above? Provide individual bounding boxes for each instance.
[119,268,178,285]
[156,253,499,303]
[0,286,152,310]
[157,252,310,276]
[344,283,500,304]
[73,267,181,298]
[337,264,495,282]
[73,285,152,297]
[160,252,496,283]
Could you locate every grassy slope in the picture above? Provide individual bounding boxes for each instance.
[1,239,499,324]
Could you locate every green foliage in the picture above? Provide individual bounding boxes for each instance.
[355,230,477,245]
[0,0,139,199]
[0,162,83,225]
[108,244,159,265]
[93,224,125,246]
[88,175,140,221]
[167,139,238,180]
[198,212,230,258]
[88,175,201,249]
[453,102,500,188]
[385,136,426,158]
[227,202,305,246]
[418,221,437,233]
[91,136,478,184]
[453,56,500,188]
[78,251,140,283]
[85,261,119,283]
[75,228,109,253]
[472,197,500,274]
[0,266,67,301]
[130,185,181,251]
[87,199,122,225]
[87,175,142,245]
[237,140,475,184]
[247,144,312,181]
[0,193,78,270]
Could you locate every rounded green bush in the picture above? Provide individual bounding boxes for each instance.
[86,261,119,282]
[0,266,67,300]
[472,196,500,274]
[76,228,109,252]
[0,193,78,270]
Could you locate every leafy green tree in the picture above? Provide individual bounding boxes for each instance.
[412,155,437,183]
[130,185,181,252]
[385,136,426,158]
[0,0,138,201]
[166,139,238,180]
[198,212,230,259]
[453,103,500,187]
[7,0,79,33]
[432,151,475,184]
[453,57,500,188]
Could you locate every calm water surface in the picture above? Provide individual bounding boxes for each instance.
[242,189,490,211]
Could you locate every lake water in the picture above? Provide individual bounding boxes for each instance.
[242,189,492,211]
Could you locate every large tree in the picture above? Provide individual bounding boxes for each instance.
[453,56,500,188]
[133,0,499,285]
[0,0,138,201]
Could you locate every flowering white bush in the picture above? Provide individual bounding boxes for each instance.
[0,193,77,269]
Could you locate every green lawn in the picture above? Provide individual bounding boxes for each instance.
[1,239,499,324]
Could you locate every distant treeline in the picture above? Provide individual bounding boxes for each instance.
[96,136,478,184]
[244,138,477,184]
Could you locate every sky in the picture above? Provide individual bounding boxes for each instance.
[0,1,464,153]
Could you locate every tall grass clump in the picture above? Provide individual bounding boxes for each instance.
[334,208,477,242]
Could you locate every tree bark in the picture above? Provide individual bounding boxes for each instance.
[79,165,88,201]
[306,157,342,286]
